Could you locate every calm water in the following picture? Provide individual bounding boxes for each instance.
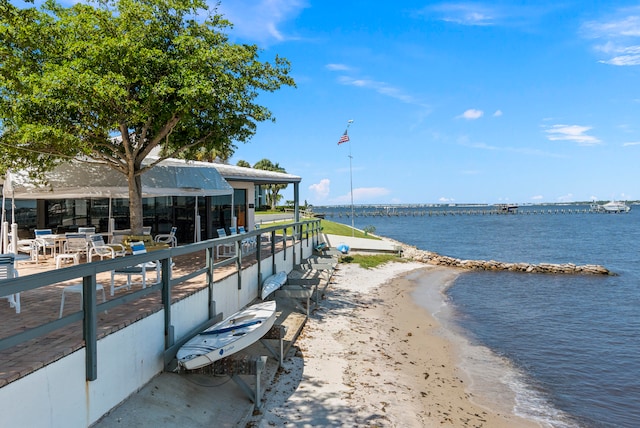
[318,205,640,428]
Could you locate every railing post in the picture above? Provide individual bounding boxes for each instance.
[257,234,262,287]
[161,258,173,348]
[270,230,276,275]
[292,229,296,265]
[236,241,242,290]
[283,230,287,261]
[206,246,216,319]
[83,274,98,381]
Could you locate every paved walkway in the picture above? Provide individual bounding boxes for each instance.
[322,233,400,253]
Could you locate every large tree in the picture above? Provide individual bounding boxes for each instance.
[253,158,287,210]
[0,0,294,233]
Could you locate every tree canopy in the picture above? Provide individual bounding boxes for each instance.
[253,158,287,210]
[0,0,295,232]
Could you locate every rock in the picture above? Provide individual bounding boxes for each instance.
[399,244,612,276]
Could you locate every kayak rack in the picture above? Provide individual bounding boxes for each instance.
[182,354,268,410]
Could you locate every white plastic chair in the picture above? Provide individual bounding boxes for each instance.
[216,228,235,258]
[34,228,55,258]
[88,234,126,261]
[110,241,159,296]
[62,232,89,260]
[77,227,96,235]
[8,239,38,262]
[154,226,177,247]
[59,282,106,318]
[0,254,20,313]
[238,226,257,253]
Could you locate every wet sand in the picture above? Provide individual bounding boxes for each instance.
[247,261,540,427]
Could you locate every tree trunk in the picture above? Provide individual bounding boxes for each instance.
[128,171,144,235]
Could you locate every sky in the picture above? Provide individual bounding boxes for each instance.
[212,0,640,206]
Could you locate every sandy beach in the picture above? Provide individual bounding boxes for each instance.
[246,261,540,427]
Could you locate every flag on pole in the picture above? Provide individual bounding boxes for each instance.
[338,130,350,145]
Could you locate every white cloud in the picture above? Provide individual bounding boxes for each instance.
[217,0,308,44]
[584,14,640,38]
[424,3,497,26]
[545,124,601,146]
[308,178,330,199]
[531,195,544,200]
[326,63,352,71]
[582,10,640,66]
[623,141,640,146]
[337,76,427,107]
[458,109,484,120]
[493,110,503,117]
[460,138,566,158]
[439,196,455,202]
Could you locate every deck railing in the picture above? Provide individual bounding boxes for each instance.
[0,219,322,383]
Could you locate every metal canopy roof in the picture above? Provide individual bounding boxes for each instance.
[4,158,234,199]
[211,163,302,184]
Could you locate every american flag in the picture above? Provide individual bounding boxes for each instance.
[338,130,350,145]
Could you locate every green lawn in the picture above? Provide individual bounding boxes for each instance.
[262,218,380,240]
[339,253,405,268]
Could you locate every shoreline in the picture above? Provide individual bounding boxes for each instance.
[249,261,540,427]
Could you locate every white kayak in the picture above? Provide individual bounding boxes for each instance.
[177,300,276,370]
[260,271,287,300]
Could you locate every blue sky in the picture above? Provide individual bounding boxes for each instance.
[216,0,640,206]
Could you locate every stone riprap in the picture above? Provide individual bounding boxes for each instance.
[399,245,612,276]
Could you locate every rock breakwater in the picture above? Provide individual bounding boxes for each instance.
[399,245,613,276]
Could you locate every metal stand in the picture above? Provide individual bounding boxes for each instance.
[183,354,268,410]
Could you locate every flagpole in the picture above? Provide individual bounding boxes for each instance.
[346,120,354,236]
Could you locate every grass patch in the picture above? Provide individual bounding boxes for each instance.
[259,218,380,240]
[339,254,404,269]
[319,219,379,239]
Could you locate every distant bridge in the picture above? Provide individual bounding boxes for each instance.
[320,207,632,218]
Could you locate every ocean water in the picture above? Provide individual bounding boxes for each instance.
[318,205,640,428]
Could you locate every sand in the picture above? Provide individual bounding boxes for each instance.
[246,261,540,427]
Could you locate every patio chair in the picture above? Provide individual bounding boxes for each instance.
[255,224,271,243]
[238,226,257,253]
[154,226,177,247]
[77,227,96,235]
[34,228,56,258]
[88,234,126,261]
[0,254,20,313]
[62,233,89,259]
[8,239,38,263]
[59,281,106,318]
[216,228,235,258]
[110,241,159,296]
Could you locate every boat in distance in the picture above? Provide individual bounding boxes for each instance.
[495,203,518,212]
[176,300,276,370]
[590,201,631,213]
